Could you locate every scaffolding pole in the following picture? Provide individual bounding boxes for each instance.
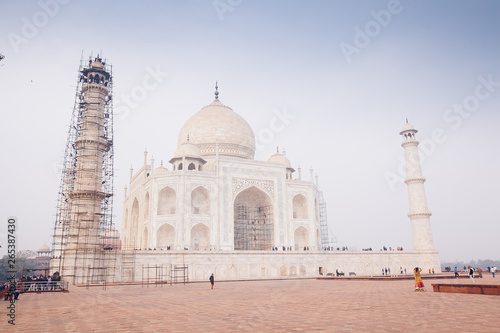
[51,55,117,286]
[234,204,273,250]
[319,191,330,248]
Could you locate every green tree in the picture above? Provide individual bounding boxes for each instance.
[0,250,37,282]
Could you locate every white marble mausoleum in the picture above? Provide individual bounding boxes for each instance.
[118,87,440,282]
[123,87,321,253]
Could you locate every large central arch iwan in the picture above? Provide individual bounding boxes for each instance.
[233,186,274,250]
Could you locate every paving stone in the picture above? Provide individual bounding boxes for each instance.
[1,275,499,332]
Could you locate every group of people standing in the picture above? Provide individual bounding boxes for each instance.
[18,273,61,292]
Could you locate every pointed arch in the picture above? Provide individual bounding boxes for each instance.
[294,226,309,250]
[131,198,139,229]
[157,224,175,249]
[141,227,148,250]
[191,186,210,215]
[293,194,308,219]
[158,187,176,215]
[144,192,150,218]
[234,186,274,250]
[131,199,140,248]
[124,208,129,230]
[190,223,210,250]
[314,197,319,221]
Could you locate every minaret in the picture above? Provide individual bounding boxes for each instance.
[67,56,110,249]
[62,56,112,283]
[400,121,435,251]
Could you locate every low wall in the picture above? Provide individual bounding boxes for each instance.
[432,283,500,295]
[114,250,441,283]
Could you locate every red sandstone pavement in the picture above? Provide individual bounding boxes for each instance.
[2,275,499,332]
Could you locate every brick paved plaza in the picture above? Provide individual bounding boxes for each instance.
[3,275,499,332]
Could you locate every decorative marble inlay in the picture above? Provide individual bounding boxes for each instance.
[232,178,274,199]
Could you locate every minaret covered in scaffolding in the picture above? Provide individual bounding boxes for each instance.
[51,55,117,285]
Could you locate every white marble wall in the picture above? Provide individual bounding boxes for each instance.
[114,250,441,282]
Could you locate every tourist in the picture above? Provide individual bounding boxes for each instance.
[477,268,483,278]
[492,266,496,278]
[454,267,459,279]
[209,273,214,289]
[468,266,474,282]
[432,268,435,274]
[413,267,425,292]
[8,281,20,301]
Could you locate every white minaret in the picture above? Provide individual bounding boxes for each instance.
[400,121,435,251]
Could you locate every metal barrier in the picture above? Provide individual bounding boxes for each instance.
[17,281,69,293]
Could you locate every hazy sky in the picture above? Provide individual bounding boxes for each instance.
[1,0,499,262]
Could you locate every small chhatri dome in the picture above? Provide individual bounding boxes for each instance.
[155,165,168,173]
[400,120,418,134]
[174,142,203,159]
[90,55,104,69]
[268,152,292,169]
[101,228,120,238]
[38,244,50,252]
[177,90,256,160]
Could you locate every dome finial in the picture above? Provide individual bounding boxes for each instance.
[406,118,409,124]
[215,81,219,100]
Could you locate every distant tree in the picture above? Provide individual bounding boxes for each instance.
[0,250,37,282]
[0,53,4,61]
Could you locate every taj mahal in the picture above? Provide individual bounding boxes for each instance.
[119,84,440,281]
[123,84,322,253]
[51,57,440,284]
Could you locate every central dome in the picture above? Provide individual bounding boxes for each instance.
[177,99,256,160]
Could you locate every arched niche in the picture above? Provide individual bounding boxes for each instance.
[158,187,176,215]
[191,186,210,215]
[144,192,150,218]
[190,223,210,250]
[293,194,308,219]
[157,224,175,249]
[141,227,148,250]
[294,226,309,250]
[234,186,273,250]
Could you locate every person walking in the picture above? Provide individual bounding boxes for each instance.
[413,267,425,292]
[454,267,459,279]
[492,266,496,278]
[468,266,474,282]
[209,273,214,290]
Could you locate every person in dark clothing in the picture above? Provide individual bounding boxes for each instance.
[209,273,214,290]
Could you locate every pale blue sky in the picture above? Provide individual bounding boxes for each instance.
[1,0,499,261]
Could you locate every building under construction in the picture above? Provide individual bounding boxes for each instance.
[234,204,273,250]
[51,55,118,285]
[46,54,442,284]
